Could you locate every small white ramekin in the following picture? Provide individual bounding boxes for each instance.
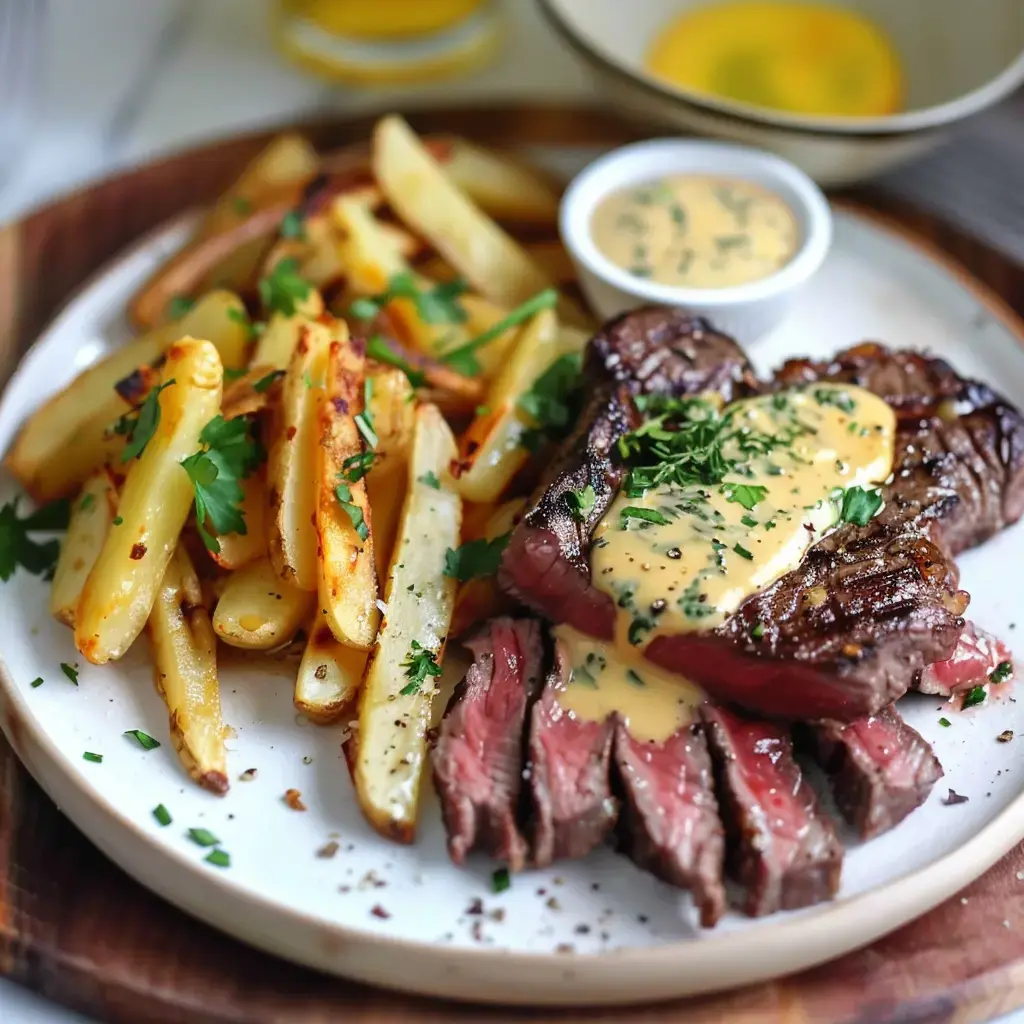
[559,139,833,344]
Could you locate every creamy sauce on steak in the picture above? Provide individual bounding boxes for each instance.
[590,175,798,289]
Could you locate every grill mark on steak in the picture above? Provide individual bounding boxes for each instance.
[612,718,726,927]
[702,705,843,916]
[528,641,618,866]
[803,704,943,840]
[431,618,544,870]
[499,308,755,637]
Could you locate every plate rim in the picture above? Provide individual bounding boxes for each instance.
[3,198,1024,1006]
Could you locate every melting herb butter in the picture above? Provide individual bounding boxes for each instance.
[591,383,895,646]
[590,174,798,289]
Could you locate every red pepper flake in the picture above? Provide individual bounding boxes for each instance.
[284,788,307,811]
[944,789,969,805]
[370,904,391,919]
[129,543,147,560]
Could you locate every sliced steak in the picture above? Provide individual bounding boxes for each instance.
[431,618,544,870]
[915,620,1013,696]
[702,705,843,916]
[499,307,755,637]
[613,718,726,927]
[528,642,618,866]
[804,704,943,839]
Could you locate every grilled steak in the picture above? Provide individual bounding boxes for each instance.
[702,705,843,916]
[431,618,544,870]
[503,310,1024,721]
[499,308,755,637]
[804,704,943,839]
[528,642,618,866]
[915,620,1012,696]
[613,718,726,927]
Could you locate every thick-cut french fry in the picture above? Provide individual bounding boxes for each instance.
[208,473,267,571]
[352,403,460,842]
[212,557,313,650]
[373,115,587,326]
[366,366,415,469]
[314,332,379,649]
[367,462,406,586]
[147,544,228,794]
[266,322,331,588]
[74,339,223,664]
[49,470,118,627]
[7,291,249,498]
[452,308,561,503]
[251,290,325,369]
[295,621,367,723]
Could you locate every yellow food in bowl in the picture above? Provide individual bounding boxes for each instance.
[645,1,903,118]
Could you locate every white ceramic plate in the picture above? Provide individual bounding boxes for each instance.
[2,150,1024,1007]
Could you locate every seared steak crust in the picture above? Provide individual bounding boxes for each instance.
[499,308,755,636]
[804,704,943,839]
[613,719,726,927]
[431,618,544,870]
[702,705,843,916]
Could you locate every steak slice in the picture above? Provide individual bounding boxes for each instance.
[613,718,726,927]
[528,642,618,866]
[804,704,943,840]
[915,620,1013,696]
[499,307,755,637]
[702,705,843,916]
[431,618,544,870]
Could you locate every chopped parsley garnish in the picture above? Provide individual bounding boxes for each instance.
[341,451,376,483]
[116,380,176,462]
[0,498,69,582]
[751,622,765,639]
[351,272,468,326]
[724,483,769,511]
[30,677,43,688]
[443,533,511,581]
[990,660,1013,684]
[620,506,669,528]
[626,669,645,687]
[679,577,714,619]
[354,377,378,449]
[82,752,103,763]
[366,334,426,388]
[124,729,160,750]
[153,804,172,826]
[226,306,262,341]
[113,516,123,526]
[517,351,583,452]
[962,685,987,709]
[60,662,79,685]
[839,486,883,527]
[205,849,231,868]
[740,514,758,528]
[253,369,286,393]
[564,485,596,523]
[939,717,951,727]
[333,482,369,541]
[399,640,442,696]
[166,295,195,320]
[279,209,306,240]
[733,543,754,560]
[258,257,311,317]
[187,827,220,848]
[418,470,441,489]
[440,288,559,377]
[492,867,511,893]
[78,492,96,512]
[232,196,253,216]
[813,388,857,414]
[182,415,263,552]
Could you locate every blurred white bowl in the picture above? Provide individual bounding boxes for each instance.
[538,0,1024,185]
[560,139,832,342]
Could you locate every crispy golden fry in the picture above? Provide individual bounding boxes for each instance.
[366,461,405,586]
[208,473,267,571]
[295,621,367,723]
[314,332,379,649]
[212,557,314,650]
[7,291,249,499]
[220,364,281,421]
[251,290,325,370]
[75,339,223,664]
[50,470,118,627]
[366,365,415,469]
[147,544,229,794]
[352,403,460,843]
[372,115,587,327]
[266,322,332,588]
[452,307,560,503]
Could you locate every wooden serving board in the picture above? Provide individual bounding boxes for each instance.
[2,104,1024,1024]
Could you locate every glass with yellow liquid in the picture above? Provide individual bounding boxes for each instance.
[273,0,500,85]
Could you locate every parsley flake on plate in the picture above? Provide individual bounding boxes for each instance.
[153,804,172,826]
[492,867,511,893]
[82,751,103,763]
[962,685,987,710]
[399,640,442,696]
[205,848,231,868]
[443,533,511,582]
[0,497,69,582]
[60,662,79,685]
[258,257,311,317]
[124,728,161,750]
[187,827,220,848]
[564,485,596,523]
[839,485,883,526]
